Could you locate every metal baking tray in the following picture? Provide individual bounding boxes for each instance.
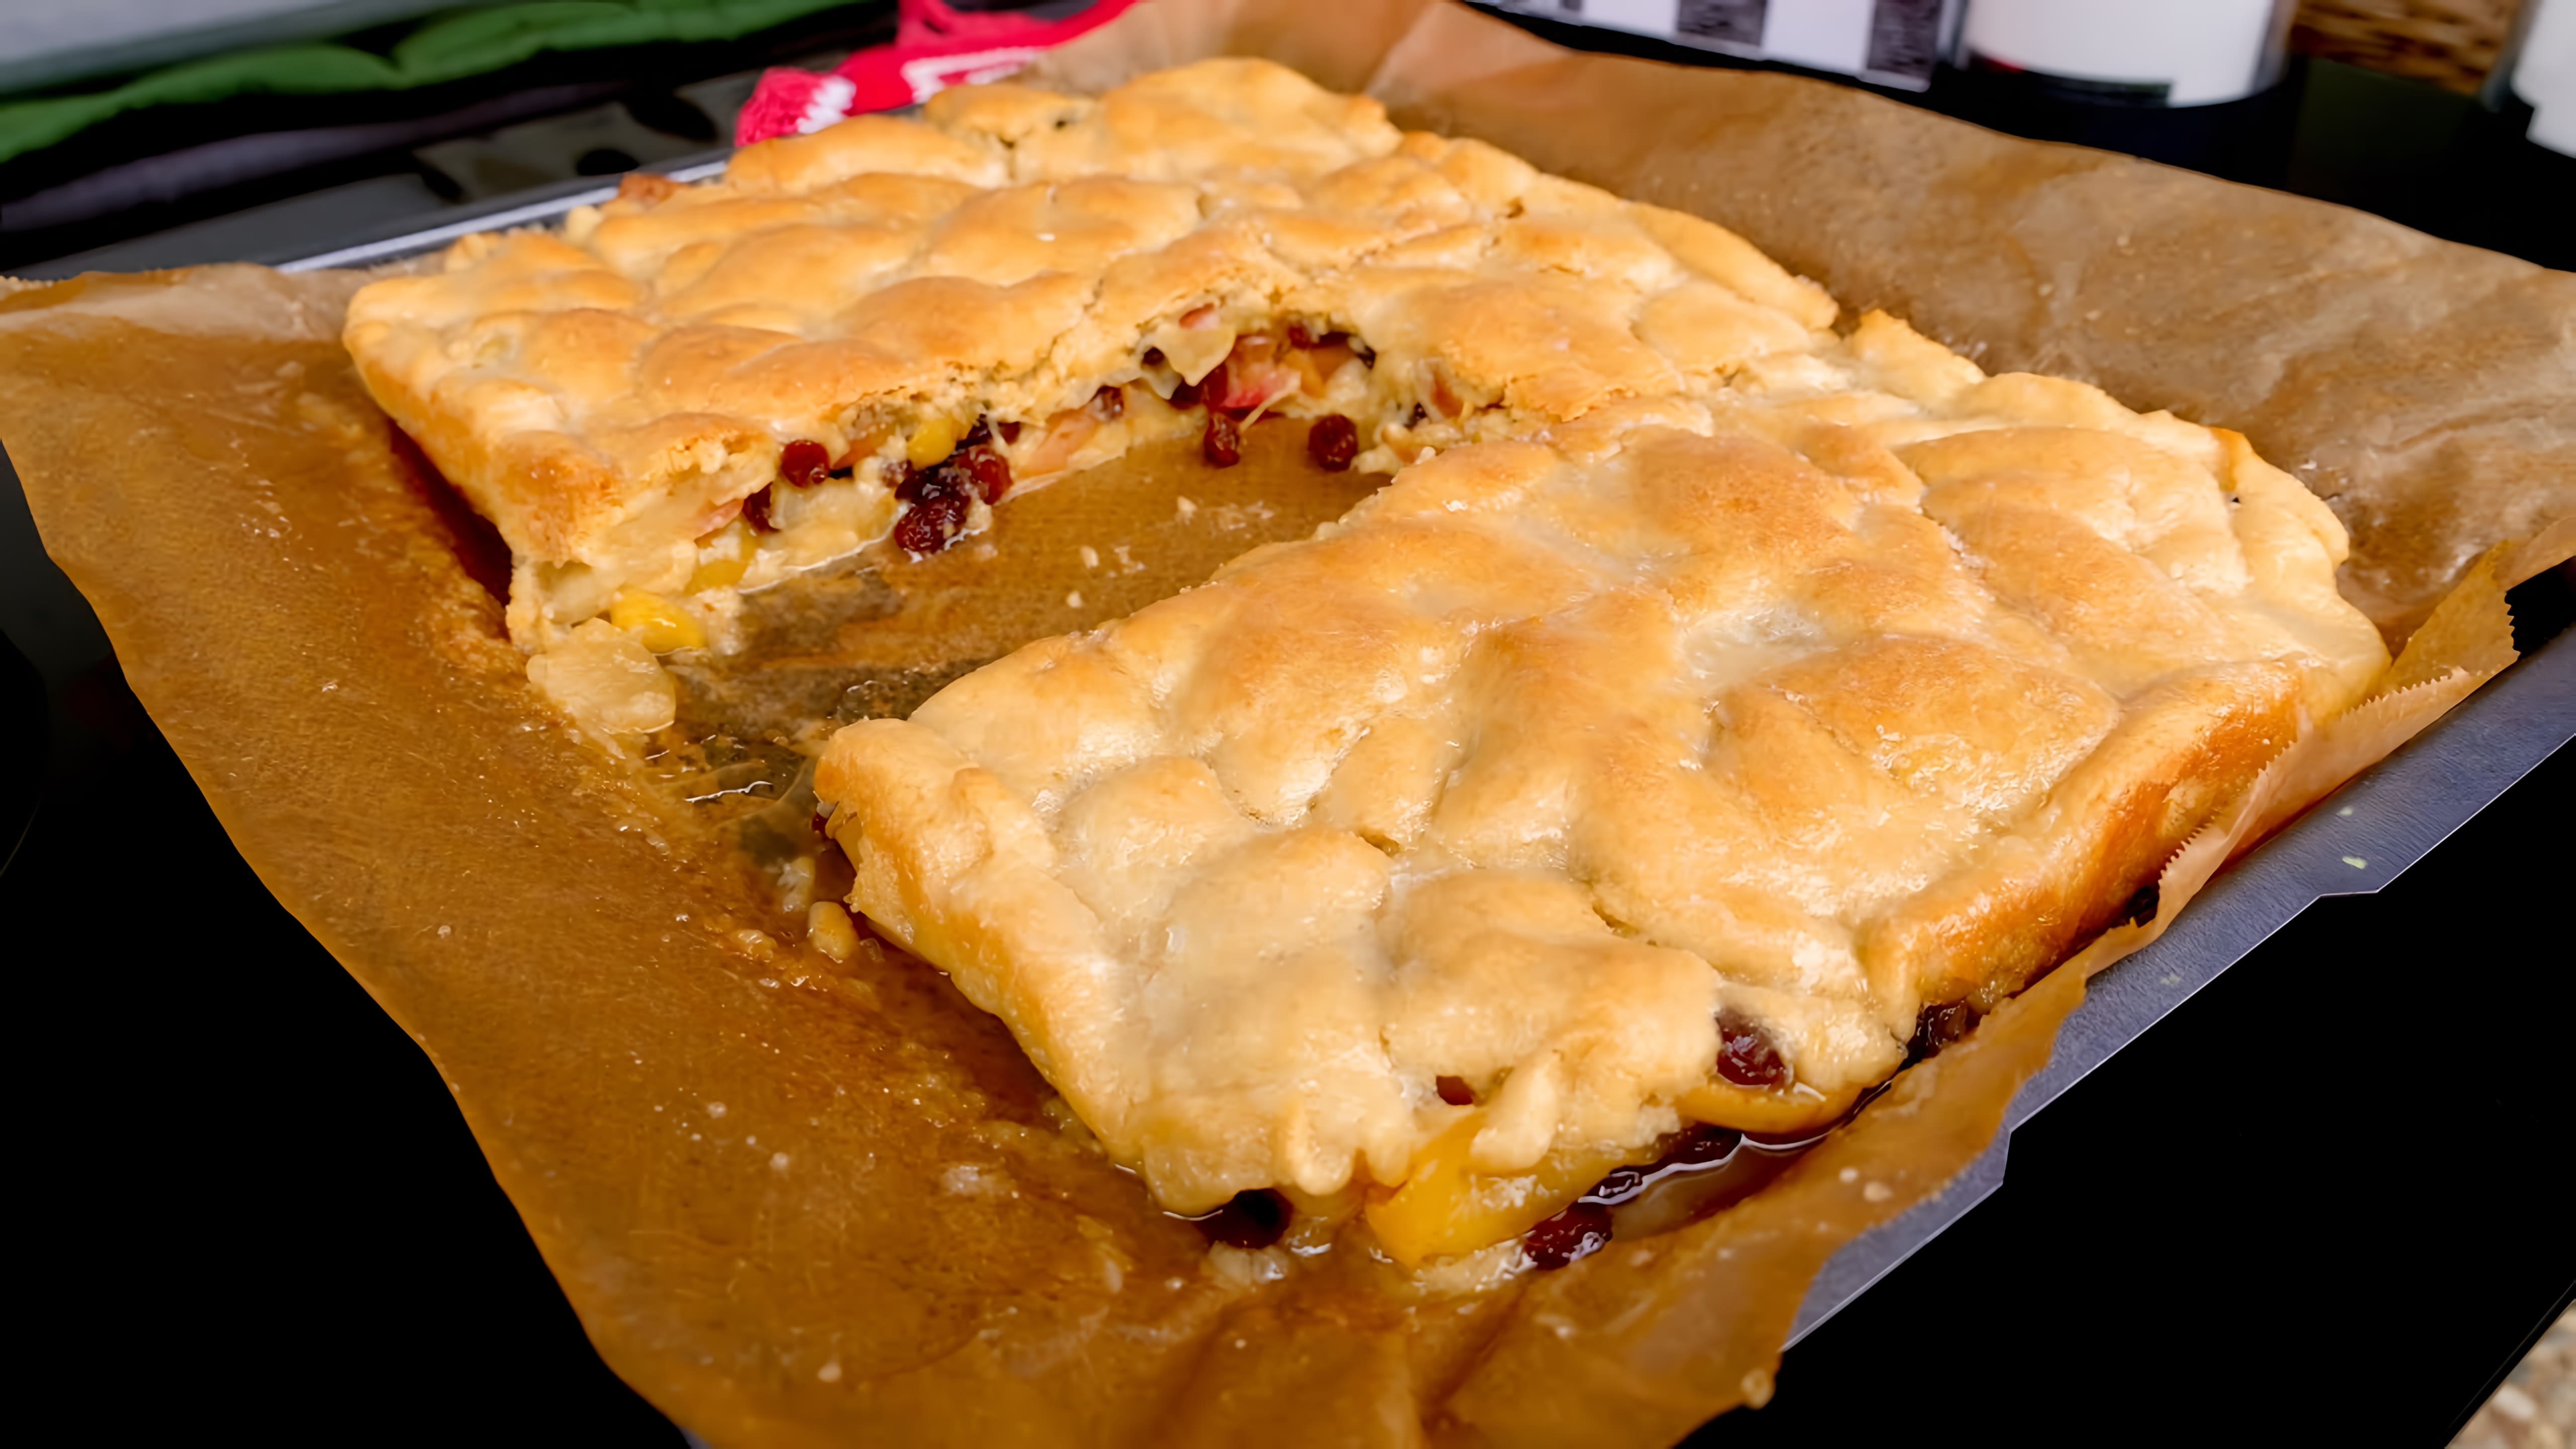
[270,165,2575,1357]
[1789,622,2572,1341]
[279,152,732,274]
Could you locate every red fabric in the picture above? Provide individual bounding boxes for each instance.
[735,0,1138,146]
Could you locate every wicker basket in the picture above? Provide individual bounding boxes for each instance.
[2292,0,2521,92]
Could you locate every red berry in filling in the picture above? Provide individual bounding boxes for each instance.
[779,439,830,488]
[1523,1201,1613,1270]
[1716,1008,1790,1089]
[1202,410,1242,467]
[1188,1189,1290,1249]
[1169,377,1201,409]
[1667,1124,1744,1166]
[1908,1000,1981,1063]
[1308,414,1359,471]
[892,491,967,555]
[1584,1165,1649,1205]
[1434,1074,1475,1106]
[1088,384,1125,421]
[954,444,1013,504]
[740,485,778,534]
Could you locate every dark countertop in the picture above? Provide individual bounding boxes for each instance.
[4,26,2569,1443]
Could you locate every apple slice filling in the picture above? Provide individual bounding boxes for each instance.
[591,319,1425,665]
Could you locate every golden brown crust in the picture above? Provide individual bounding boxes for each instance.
[817,342,2389,1214]
[1857,661,2306,1013]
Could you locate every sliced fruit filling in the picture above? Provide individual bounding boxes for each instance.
[572,318,1429,668]
[1357,998,1988,1269]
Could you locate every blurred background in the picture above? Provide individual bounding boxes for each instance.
[3,2,2567,1444]
[2,0,2568,275]
[1494,0,2574,266]
[2,0,901,275]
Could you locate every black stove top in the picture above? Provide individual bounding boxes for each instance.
[1,6,893,276]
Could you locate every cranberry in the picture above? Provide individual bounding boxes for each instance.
[1169,377,1201,409]
[1716,1008,1790,1090]
[897,453,992,506]
[740,484,779,534]
[961,417,992,449]
[1202,411,1242,467]
[890,461,930,504]
[1286,320,1320,348]
[1666,1125,1743,1166]
[1088,384,1125,421]
[1523,1201,1612,1270]
[1584,1166,1648,1205]
[1308,414,1359,471]
[1575,1128,1745,1212]
[1142,347,1166,367]
[1908,1000,1982,1064]
[1201,360,1232,414]
[953,444,1013,504]
[1434,1075,1475,1106]
[996,419,1022,443]
[1187,1189,1290,1249]
[892,491,968,555]
[779,439,831,489]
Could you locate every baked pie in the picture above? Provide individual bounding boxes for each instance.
[346,57,2390,1270]
[342,58,1835,725]
[813,325,2387,1264]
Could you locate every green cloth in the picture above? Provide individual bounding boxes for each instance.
[0,0,874,166]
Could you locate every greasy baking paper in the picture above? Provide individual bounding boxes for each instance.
[4,3,2569,1444]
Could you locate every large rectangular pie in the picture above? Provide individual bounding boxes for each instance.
[345,58,2391,1271]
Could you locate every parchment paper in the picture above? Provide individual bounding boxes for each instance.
[1033,0,2576,643]
[4,3,2568,1444]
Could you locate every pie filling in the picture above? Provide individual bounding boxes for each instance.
[1132,996,1970,1272]
[342,54,1873,742]
[522,314,1495,678]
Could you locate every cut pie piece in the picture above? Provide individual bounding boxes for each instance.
[340,58,1837,694]
[814,317,2389,1262]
